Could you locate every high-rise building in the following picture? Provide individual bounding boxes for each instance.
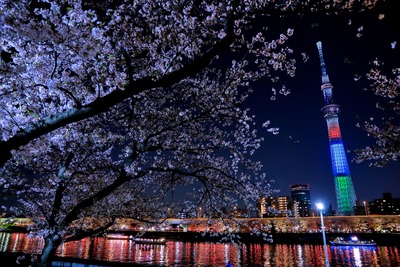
[257,196,268,217]
[290,184,311,217]
[369,193,400,215]
[258,196,290,217]
[316,41,357,215]
[277,196,290,217]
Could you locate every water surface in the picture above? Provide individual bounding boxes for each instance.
[1,232,399,266]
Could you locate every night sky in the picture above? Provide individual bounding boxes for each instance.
[246,1,400,210]
[1,2,398,214]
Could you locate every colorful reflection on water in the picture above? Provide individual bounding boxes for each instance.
[1,232,399,266]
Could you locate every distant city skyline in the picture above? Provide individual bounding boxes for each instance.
[246,2,399,209]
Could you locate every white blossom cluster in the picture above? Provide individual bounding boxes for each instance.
[0,0,383,264]
[354,60,399,166]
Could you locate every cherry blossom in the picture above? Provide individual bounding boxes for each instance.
[0,1,388,266]
[354,61,399,167]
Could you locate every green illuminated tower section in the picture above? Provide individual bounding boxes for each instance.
[316,41,356,215]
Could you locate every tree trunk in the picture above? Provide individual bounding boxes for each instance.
[37,237,61,267]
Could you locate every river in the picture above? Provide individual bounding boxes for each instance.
[1,232,399,266]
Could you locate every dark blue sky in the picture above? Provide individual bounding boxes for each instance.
[1,2,398,214]
[246,1,400,209]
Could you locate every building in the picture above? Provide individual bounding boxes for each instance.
[277,196,291,217]
[369,193,400,215]
[258,196,291,218]
[290,184,311,217]
[316,42,357,215]
[354,200,369,215]
[257,196,268,217]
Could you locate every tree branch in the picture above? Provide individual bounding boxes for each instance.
[61,168,146,227]
[49,153,74,226]
[65,216,116,242]
[0,11,235,167]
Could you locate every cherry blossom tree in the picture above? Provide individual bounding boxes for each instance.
[0,0,389,266]
[354,60,400,166]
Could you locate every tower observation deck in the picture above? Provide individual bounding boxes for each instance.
[316,41,356,216]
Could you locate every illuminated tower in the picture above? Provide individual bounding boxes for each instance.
[316,41,356,216]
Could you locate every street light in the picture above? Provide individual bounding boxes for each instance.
[316,203,330,267]
[363,201,368,215]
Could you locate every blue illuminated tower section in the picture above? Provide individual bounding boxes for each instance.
[316,41,356,216]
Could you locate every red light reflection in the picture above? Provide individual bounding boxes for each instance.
[1,232,399,266]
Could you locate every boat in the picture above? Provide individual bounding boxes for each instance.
[133,237,167,245]
[329,236,376,246]
[106,234,132,240]
[105,234,167,245]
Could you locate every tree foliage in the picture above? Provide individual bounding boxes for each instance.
[0,0,396,266]
[354,59,400,166]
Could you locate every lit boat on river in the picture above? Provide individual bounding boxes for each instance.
[132,237,167,245]
[106,233,132,240]
[106,234,167,245]
[329,236,376,246]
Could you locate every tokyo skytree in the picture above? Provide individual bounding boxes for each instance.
[316,41,357,215]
